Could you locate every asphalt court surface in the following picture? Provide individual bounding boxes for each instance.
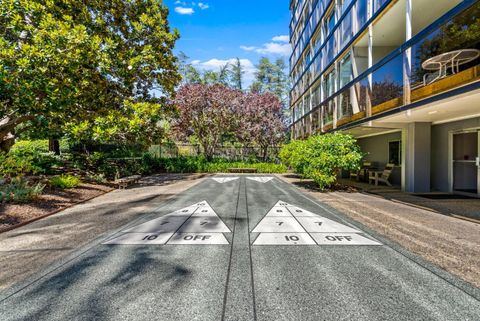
[0,176,479,320]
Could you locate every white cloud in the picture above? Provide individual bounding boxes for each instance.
[174,0,186,4]
[240,43,291,56]
[191,58,257,85]
[272,35,289,43]
[240,35,292,56]
[255,42,291,55]
[198,2,209,9]
[240,45,257,51]
[175,6,194,15]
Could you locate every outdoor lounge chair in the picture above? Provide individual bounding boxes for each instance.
[350,162,372,181]
[369,163,395,186]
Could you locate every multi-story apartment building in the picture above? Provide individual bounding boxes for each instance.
[289,0,480,195]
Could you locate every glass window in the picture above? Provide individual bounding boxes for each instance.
[325,11,335,36]
[388,141,401,165]
[340,10,352,49]
[374,0,388,14]
[355,0,367,32]
[339,54,353,88]
[323,68,336,100]
[371,54,403,108]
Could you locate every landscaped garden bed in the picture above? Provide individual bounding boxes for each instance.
[0,182,113,232]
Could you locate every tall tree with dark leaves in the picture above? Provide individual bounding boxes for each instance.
[0,0,180,152]
[174,84,243,159]
[237,92,286,160]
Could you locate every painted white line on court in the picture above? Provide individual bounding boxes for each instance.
[310,233,382,245]
[103,232,174,245]
[247,177,274,183]
[167,233,229,245]
[212,177,239,183]
[253,233,316,245]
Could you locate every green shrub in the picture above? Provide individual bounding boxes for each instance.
[49,175,81,189]
[157,156,287,173]
[3,140,61,175]
[279,139,310,174]
[0,178,45,203]
[280,133,363,190]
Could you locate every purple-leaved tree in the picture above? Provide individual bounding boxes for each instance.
[238,92,286,160]
[174,84,243,159]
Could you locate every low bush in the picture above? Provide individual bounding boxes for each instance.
[159,156,287,173]
[280,133,363,190]
[1,140,61,175]
[0,178,45,203]
[49,175,81,189]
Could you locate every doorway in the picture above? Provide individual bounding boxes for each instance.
[451,131,480,196]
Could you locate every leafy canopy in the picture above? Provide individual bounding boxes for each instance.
[0,0,180,151]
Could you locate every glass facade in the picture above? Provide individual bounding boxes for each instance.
[290,0,480,138]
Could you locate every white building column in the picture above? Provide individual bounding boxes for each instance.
[402,122,431,193]
[403,0,412,105]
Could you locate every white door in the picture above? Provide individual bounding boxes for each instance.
[452,131,480,196]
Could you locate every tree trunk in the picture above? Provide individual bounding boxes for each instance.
[0,114,35,153]
[0,135,15,154]
[49,138,61,155]
[262,146,268,161]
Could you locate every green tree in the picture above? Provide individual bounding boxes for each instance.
[230,58,244,90]
[0,0,180,152]
[250,57,289,105]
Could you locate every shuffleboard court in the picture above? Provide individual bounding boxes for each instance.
[0,176,479,321]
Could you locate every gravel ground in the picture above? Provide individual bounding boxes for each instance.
[0,183,113,232]
[277,174,480,288]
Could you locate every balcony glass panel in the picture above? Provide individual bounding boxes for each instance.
[371,54,404,114]
[326,34,336,66]
[322,100,335,126]
[355,0,368,32]
[373,0,388,14]
[354,76,370,113]
[312,109,321,132]
[338,88,352,120]
[410,2,480,102]
[339,53,353,88]
[312,84,321,108]
[340,9,353,50]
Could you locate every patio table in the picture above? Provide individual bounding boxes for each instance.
[421,49,480,85]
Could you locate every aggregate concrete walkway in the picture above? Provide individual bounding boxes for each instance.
[0,176,479,320]
[0,174,204,290]
[279,175,480,288]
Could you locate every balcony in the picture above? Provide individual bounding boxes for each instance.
[291,1,480,137]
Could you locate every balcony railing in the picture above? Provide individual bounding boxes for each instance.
[291,1,480,136]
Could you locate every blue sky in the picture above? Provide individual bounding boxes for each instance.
[164,0,291,86]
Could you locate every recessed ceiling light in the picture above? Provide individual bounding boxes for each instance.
[428,110,438,114]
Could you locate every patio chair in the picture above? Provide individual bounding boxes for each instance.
[369,163,395,186]
[350,162,372,181]
[423,70,443,86]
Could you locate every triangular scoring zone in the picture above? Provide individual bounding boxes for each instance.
[252,200,381,246]
[103,201,231,245]
[246,177,274,183]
